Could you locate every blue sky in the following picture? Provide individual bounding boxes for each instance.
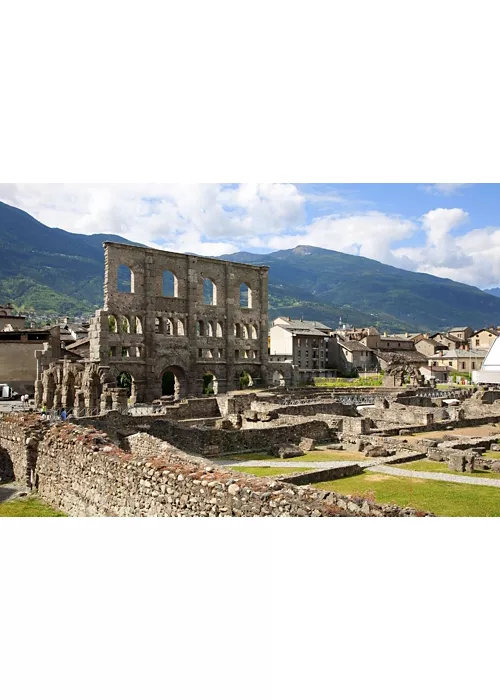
[1,183,499,289]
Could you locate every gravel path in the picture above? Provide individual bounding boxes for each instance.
[367,464,500,488]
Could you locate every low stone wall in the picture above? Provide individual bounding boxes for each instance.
[144,418,333,456]
[254,401,358,418]
[280,463,364,485]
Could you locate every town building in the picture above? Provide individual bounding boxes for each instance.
[414,336,448,357]
[448,326,473,342]
[269,318,334,381]
[0,303,26,331]
[0,326,60,396]
[428,348,487,374]
[468,328,499,349]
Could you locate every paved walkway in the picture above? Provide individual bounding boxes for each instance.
[216,457,500,488]
[215,458,366,469]
[366,464,500,488]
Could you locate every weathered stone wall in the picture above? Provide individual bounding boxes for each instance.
[29,424,356,517]
[0,415,433,517]
[0,416,45,485]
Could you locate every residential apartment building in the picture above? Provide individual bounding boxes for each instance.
[269,317,334,380]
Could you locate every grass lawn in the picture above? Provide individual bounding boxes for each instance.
[396,459,500,480]
[230,466,312,477]
[313,473,500,517]
[0,496,65,517]
[482,451,500,460]
[224,450,369,463]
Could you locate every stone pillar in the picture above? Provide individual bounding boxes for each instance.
[225,263,236,390]
[259,266,269,386]
[34,380,43,407]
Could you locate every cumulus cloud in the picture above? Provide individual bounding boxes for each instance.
[0,183,306,256]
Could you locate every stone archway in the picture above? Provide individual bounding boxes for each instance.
[161,365,187,401]
[239,370,253,389]
[272,369,285,386]
[202,371,218,395]
[117,371,133,398]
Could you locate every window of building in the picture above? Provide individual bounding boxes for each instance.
[203,278,217,305]
[117,265,134,293]
[162,270,179,297]
[239,283,252,308]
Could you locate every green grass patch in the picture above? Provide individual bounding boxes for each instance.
[230,466,311,477]
[313,473,500,517]
[313,377,382,388]
[224,450,368,463]
[482,451,500,460]
[0,496,65,517]
[397,459,500,480]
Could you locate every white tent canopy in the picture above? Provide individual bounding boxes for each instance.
[472,335,500,384]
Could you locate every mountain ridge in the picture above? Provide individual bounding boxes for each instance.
[2,200,500,331]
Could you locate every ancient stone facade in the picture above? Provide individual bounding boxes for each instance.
[37,242,270,409]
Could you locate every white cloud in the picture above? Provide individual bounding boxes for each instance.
[305,211,417,263]
[0,183,306,257]
[392,208,500,288]
[422,183,470,195]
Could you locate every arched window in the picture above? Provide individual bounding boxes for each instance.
[162,270,178,297]
[203,278,217,305]
[118,265,134,293]
[155,317,163,334]
[240,371,253,389]
[239,283,252,308]
[216,322,223,337]
[108,315,118,333]
[134,316,143,334]
[121,316,131,333]
[207,321,214,337]
[117,372,133,397]
[196,320,205,337]
[165,318,174,335]
[202,371,218,395]
[242,325,249,339]
[234,323,241,338]
[177,319,185,336]
[251,324,258,340]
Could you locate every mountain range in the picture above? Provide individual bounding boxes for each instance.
[1,200,500,332]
